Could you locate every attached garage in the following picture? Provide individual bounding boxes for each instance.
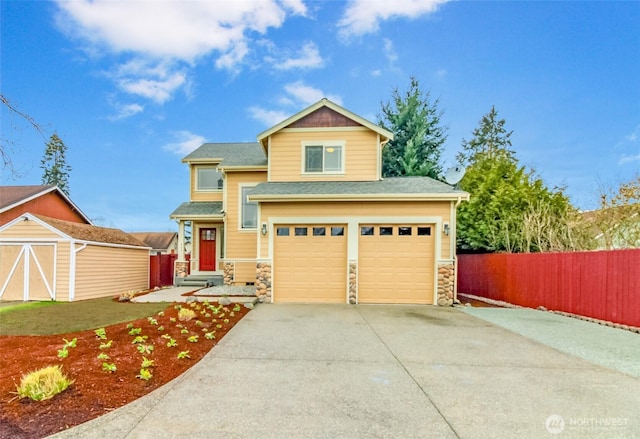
[358,224,435,304]
[0,213,150,302]
[273,224,347,303]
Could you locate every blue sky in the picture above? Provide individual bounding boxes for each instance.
[2,0,639,232]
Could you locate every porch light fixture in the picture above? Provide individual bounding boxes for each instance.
[443,223,450,236]
[261,223,268,236]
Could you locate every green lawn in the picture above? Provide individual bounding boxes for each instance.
[0,297,169,336]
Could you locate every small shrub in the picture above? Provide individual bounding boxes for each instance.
[16,365,73,401]
[97,352,110,361]
[128,327,142,336]
[166,338,178,348]
[187,335,199,343]
[232,304,241,312]
[141,357,155,368]
[94,328,107,339]
[136,344,154,355]
[178,308,196,321]
[131,335,148,344]
[161,334,172,340]
[102,362,117,373]
[98,340,113,350]
[157,311,165,317]
[204,332,216,340]
[118,290,137,302]
[180,328,189,334]
[137,368,153,381]
[177,350,190,359]
[157,326,165,332]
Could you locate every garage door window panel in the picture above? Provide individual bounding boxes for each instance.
[331,226,344,236]
[313,227,326,236]
[295,227,308,236]
[399,226,412,236]
[360,226,374,236]
[277,227,290,236]
[418,227,431,236]
[380,226,393,236]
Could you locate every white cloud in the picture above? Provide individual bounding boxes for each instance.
[163,130,206,156]
[435,68,447,79]
[625,125,639,142]
[618,153,640,165]
[248,81,343,127]
[54,0,308,101]
[284,81,342,106]
[269,42,325,70]
[338,0,450,38]
[107,102,144,121]
[247,107,291,127]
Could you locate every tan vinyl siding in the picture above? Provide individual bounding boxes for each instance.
[0,220,61,239]
[224,171,266,259]
[231,261,258,285]
[259,200,452,259]
[189,164,223,202]
[268,130,379,182]
[74,245,149,300]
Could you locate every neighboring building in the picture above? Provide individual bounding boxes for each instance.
[130,232,178,255]
[0,213,150,302]
[581,207,640,250]
[170,99,469,305]
[0,185,91,226]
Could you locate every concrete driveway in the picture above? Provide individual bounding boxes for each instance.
[53,304,640,439]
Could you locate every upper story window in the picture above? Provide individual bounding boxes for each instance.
[303,143,344,174]
[241,186,257,229]
[196,167,223,191]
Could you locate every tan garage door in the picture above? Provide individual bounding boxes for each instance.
[358,225,435,304]
[273,225,347,303]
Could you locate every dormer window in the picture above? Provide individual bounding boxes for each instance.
[303,142,344,174]
[196,167,223,191]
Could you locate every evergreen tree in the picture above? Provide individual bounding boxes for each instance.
[378,77,446,178]
[41,133,71,195]
[457,107,577,253]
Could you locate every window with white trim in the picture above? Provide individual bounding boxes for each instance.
[196,167,223,191]
[241,186,257,229]
[304,143,343,173]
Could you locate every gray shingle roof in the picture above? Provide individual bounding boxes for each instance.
[170,202,223,218]
[248,177,468,199]
[182,143,266,167]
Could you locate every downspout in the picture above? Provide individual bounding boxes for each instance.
[379,137,390,180]
[69,241,88,302]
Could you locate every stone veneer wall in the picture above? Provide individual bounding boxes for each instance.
[348,261,357,304]
[175,261,189,281]
[223,262,235,286]
[437,263,455,306]
[256,262,272,302]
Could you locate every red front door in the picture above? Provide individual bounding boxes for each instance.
[199,228,216,271]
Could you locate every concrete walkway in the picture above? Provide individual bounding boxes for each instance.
[51,305,640,439]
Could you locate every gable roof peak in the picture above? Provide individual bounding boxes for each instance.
[256,98,393,147]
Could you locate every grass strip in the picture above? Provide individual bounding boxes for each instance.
[0,297,169,336]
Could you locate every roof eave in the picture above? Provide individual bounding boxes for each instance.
[218,165,268,172]
[248,192,470,203]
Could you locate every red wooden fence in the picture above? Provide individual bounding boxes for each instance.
[149,254,178,289]
[457,249,640,327]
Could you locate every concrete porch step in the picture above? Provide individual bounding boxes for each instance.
[176,274,223,287]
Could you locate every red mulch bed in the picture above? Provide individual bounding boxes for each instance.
[0,302,249,439]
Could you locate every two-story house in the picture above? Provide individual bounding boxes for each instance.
[170,99,469,305]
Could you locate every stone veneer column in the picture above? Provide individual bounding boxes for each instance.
[437,263,455,306]
[174,261,189,284]
[223,262,235,286]
[348,261,357,304]
[256,262,272,302]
